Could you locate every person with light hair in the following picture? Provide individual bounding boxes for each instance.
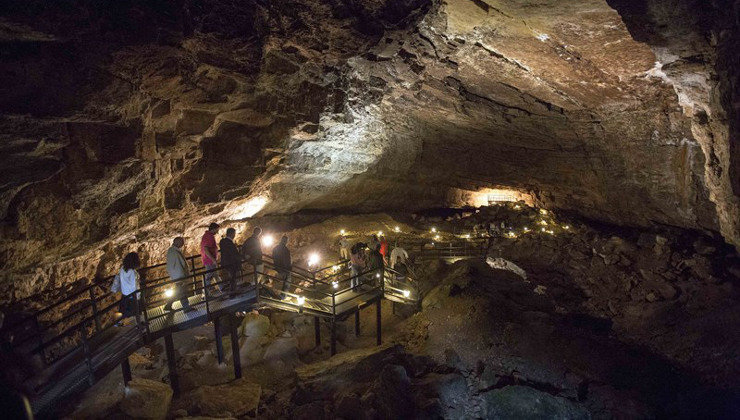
[164,237,193,312]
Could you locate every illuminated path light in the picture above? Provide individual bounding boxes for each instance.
[261,234,274,247]
[296,296,306,306]
[307,252,320,267]
[165,288,174,298]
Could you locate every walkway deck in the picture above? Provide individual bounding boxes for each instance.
[2,238,488,415]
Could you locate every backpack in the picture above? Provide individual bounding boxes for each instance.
[110,273,121,293]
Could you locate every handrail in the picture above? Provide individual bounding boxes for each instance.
[7,236,483,371]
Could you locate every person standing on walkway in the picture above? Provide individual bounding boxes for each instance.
[220,228,242,293]
[389,241,409,269]
[164,237,193,312]
[367,243,385,286]
[369,234,380,253]
[350,242,366,291]
[241,227,264,284]
[272,235,292,298]
[339,235,350,262]
[379,235,389,264]
[201,222,221,294]
[118,252,141,322]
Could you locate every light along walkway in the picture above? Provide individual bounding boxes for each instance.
[2,237,489,415]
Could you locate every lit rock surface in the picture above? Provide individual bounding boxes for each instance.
[119,378,173,420]
[0,1,738,302]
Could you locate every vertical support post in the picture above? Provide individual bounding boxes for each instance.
[164,333,180,397]
[121,356,132,386]
[354,311,360,337]
[80,324,95,386]
[330,318,337,356]
[230,315,242,379]
[314,316,321,347]
[204,272,211,315]
[376,299,382,346]
[132,293,143,332]
[214,316,224,364]
[89,287,102,332]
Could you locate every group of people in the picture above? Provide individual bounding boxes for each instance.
[339,234,410,291]
[114,222,293,321]
[114,225,415,322]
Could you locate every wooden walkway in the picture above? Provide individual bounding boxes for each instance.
[2,238,488,415]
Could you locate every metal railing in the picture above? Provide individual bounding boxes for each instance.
[3,238,483,375]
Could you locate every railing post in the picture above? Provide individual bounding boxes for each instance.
[132,293,144,335]
[230,315,242,379]
[33,314,46,364]
[89,287,102,332]
[204,272,211,316]
[80,322,95,386]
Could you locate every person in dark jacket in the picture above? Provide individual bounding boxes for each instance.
[241,227,264,283]
[220,228,242,292]
[272,235,292,298]
[367,243,385,287]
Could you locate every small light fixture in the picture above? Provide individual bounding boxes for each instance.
[431,227,437,233]
[378,230,383,236]
[394,226,400,232]
[523,227,530,232]
[165,288,174,298]
[376,273,381,278]
[564,225,570,230]
[463,234,470,239]
[547,230,555,235]
[261,234,274,247]
[403,290,410,298]
[507,231,516,238]
[340,229,346,235]
[540,209,548,215]
[434,235,440,240]
[514,204,522,210]
[332,281,338,289]
[308,252,320,267]
[541,227,546,232]
[539,220,548,226]
[296,296,305,306]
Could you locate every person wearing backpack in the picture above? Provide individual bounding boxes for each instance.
[118,252,141,323]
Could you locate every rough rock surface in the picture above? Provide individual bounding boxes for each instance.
[184,378,261,417]
[0,0,739,303]
[119,378,173,420]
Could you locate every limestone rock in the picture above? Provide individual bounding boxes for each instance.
[187,378,261,417]
[482,385,590,419]
[120,378,173,420]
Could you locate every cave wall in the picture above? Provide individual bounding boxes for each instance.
[0,0,738,302]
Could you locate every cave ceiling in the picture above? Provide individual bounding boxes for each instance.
[0,0,738,280]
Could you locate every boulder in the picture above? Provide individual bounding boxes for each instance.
[187,378,261,417]
[120,378,173,420]
[483,385,590,419]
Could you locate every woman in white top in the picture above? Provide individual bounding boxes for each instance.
[118,252,141,319]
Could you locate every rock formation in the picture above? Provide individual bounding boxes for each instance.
[0,1,738,305]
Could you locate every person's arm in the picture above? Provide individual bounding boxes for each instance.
[179,252,190,276]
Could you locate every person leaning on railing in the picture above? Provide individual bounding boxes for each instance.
[164,237,194,312]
